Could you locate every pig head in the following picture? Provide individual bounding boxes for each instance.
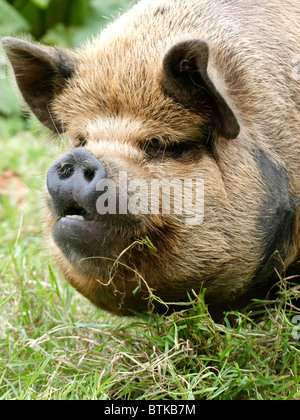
[2,0,300,318]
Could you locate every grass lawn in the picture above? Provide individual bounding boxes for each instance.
[0,116,299,400]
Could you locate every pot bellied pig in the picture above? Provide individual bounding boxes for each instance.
[2,0,300,318]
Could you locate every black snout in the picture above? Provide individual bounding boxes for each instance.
[47,147,107,218]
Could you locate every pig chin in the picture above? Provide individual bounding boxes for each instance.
[51,214,139,276]
[52,217,110,272]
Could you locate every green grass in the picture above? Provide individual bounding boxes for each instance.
[0,116,300,400]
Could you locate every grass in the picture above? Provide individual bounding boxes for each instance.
[0,116,300,400]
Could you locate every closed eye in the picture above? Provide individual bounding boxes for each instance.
[74,137,87,147]
[142,138,205,162]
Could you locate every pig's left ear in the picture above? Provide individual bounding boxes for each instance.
[163,39,240,140]
[2,37,77,133]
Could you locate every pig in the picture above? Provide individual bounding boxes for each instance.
[2,0,300,318]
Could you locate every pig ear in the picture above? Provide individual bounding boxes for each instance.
[163,40,240,140]
[2,37,77,133]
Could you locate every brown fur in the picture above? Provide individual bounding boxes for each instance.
[3,0,300,318]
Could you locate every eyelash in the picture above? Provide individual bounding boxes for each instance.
[142,138,203,161]
[76,137,87,147]
[73,135,208,159]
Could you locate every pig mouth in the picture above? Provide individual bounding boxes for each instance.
[50,201,139,274]
[46,147,150,273]
[53,209,111,260]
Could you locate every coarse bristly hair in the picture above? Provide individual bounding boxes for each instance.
[2,0,300,319]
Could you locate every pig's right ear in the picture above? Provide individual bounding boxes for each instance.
[162,40,240,140]
[2,37,77,133]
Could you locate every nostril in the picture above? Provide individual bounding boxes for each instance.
[57,163,75,180]
[83,167,96,182]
